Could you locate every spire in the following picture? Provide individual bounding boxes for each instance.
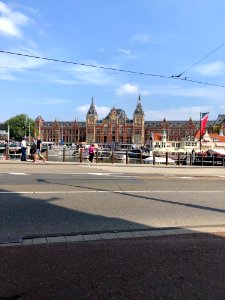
[134,95,144,115]
[87,97,98,116]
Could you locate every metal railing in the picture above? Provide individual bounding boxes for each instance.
[1,146,225,166]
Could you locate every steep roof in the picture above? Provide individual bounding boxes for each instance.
[104,107,129,120]
[134,95,144,115]
[87,97,98,116]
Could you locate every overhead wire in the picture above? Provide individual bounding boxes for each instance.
[173,41,225,78]
[0,49,224,88]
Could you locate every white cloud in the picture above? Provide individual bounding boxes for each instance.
[47,99,71,104]
[76,104,90,114]
[76,104,110,118]
[131,34,150,44]
[146,84,225,102]
[96,48,105,53]
[0,1,31,38]
[16,98,71,105]
[116,83,139,95]
[53,79,79,85]
[117,48,131,55]
[0,16,21,37]
[193,61,225,76]
[96,106,110,118]
[51,63,114,86]
[116,83,149,96]
[145,105,214,121]
[0,47,47,79]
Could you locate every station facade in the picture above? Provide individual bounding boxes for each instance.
[35,96,225,148]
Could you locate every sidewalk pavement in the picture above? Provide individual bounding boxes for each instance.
[1,232,225,299]
[1,160,225,299]
[2,158,225,177]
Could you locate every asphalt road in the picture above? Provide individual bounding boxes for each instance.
[1,163,225,242]
[1,162,225,300]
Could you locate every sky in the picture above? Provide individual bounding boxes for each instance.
[1,0,225,123]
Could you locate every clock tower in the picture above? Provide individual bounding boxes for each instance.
[86,97,98,143]
[133,95,145,145]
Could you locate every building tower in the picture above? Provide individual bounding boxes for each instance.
[133,95,145,145]
[86,97,98,143]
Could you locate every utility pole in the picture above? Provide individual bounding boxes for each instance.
[199,112,202,152]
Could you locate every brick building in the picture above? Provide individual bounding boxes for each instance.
[35,96,225,148]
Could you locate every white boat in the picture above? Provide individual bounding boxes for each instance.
[113,151,127,160]
[143,156,176,164]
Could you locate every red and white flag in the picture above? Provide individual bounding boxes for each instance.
[201,112,209,135]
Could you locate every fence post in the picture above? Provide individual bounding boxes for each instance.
[166,152,168,165]
[63,147,66,162]
[96,149,99,163]
[126,149,128,164]
[111,149,114,164]
[153,152,156,165]
[178,153,180,165]
[201,153,204,166]
[212,154,215,166]
[140,150,142,164]
[5,145,9,160]
[80,148,83,163]
[45,145,48,161]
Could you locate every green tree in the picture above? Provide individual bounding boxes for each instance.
[5,114,35,141]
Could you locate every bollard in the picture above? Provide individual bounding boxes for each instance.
[178,153,180,165]
[166,152,168,165]
[212,154,215,166]
[140,151,142,164]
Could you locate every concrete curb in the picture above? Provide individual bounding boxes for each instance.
[1,226,225,247]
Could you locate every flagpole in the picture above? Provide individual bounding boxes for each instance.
[200,112,202,152]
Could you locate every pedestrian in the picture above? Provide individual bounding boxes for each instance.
[88,144,95,163]
[34,136,46,163]
[21,137,27,161]
[30,138,37,162]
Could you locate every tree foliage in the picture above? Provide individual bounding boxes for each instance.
[5,114,35,141]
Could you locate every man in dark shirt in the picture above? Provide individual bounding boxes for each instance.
[35,136,46,163]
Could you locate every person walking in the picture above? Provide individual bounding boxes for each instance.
[34,136,46,163]
[88,144,95,163]
[21,137,27,161]
[30,138,37,162]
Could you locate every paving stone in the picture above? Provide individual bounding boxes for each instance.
[47,236,66,243]
[99,233,118,240]
[175,228,194,234]
[130,231,151,237]
[32,237,47,244]
[160,229,180,236]
[22,239,33,245]
[0,242,22,247]
[115,232,134,238]
[82,234,101,241]
[146,230,164,236]
[65,235,84,242]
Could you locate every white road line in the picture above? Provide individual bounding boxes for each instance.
[9,173,28,175]
[0,190,224,194]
